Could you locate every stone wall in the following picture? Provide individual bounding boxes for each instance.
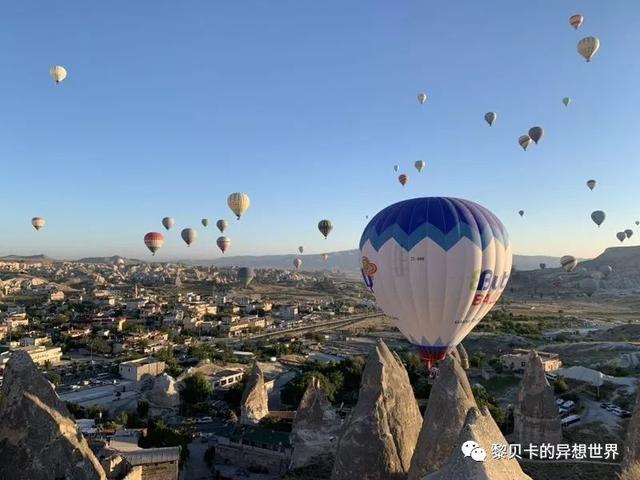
[139,461,178,480]
[215,442,290,474]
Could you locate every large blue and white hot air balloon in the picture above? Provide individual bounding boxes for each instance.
[359,197,512,368]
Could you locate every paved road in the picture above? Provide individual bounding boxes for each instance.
[181,440,213,480]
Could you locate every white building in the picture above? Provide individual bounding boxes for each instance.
[119,357,165,381]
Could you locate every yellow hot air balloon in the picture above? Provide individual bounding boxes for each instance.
[49,65,67,84]
[577,37,600,62]
[227,192,250,219]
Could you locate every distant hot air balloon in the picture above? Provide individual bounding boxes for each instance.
[600,265,613,278]
[49,65,67,84]
[636,221,640,226]
[181,228,197,246]
[228,192,250,219]
[625,229,634,239]
[322,253,329,261]
[31,217,46,231]
[560,255,578,272]
[578,36,600,62]
[617,232,626,243]
[217,236,231,253]
[519,135,533,151]
[484,112,497,126]
[298,246,304,254]
[318,220,333,239]
[144,232,164,256]
[591,210,606,227]
[293,258,302,270]
[540,263,546,270]
[201,218,209,227]
[586,179,596,191]
[162,217,175,231]
[581,277,598,297]
[528,126,544,144]
[414,160,426,173]
[216,219,228,233]
[360,197,511,368]
[569,14,584,30]
[393,164,399,172]
[518,210,525,217]
[563,97,571,107]
[398,174,409,187]
[238,267,255,287]
[417,93,427,104]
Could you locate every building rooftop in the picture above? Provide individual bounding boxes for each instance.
[122,446,181,466]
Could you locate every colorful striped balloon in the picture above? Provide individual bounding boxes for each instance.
[228,192,251,219]
[144,232,165,255]
[31,217,46,231]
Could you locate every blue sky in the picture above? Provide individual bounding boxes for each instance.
[0,1,639,260]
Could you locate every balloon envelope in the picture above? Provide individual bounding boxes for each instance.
[625,229,634,239]
[201,218,209,227]
[578,36,600,62]
[238,267,255,287]
[581,277,598,297]
[217,236,231,253]
[216,219,228,233]
[617,232,626,243]
[322,253,329,261]
[298,246,304,254]
[228,192,250,219]
[359,197,512,368]
[518,210,524,217]
[31,217,46,231]
[414,160,426,172]
[417,93,427,104]
[484,112,497,126]
[181,228,197,246]
[591,211,605,227]
[570,14,584,29]
[539,263,546,270]
[318,219,333,239]
[587,180,596,190]
[528,126,544,144]
[600,265,613,278]
[49,65,67,84]
[398,174,409,186]
[560,255,578,273]
[293,258,302,269]
[394,164,399,172]
[144,232,164,255]
[162,217,175,230]
[563,97,571,107]
[519,135,532,151]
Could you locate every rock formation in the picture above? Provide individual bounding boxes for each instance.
[457,343,469,370]
[331,339,422,480]
[0,351,107,480]
[425,407,532,480]
[409,356,477,480]
[240,362,269,425]
[145,373,180,410]
[513,351,562,446]
[289,377,341,470]
[622,387,640,474]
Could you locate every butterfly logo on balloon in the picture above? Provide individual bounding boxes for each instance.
[361,256,378,292]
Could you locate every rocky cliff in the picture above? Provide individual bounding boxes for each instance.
[409,356,477,480]
[0,351,107,480]
[513,351,562,446]
[425,407,532,480]
[145,373,180,411]
[240,362,269,425]
[289,377,341,470]
[331,339,422,480]
[622,387,640,474]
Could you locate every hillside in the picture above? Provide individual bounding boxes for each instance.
[0,254,56,264]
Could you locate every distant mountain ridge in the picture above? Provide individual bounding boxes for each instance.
[0,254,56,264]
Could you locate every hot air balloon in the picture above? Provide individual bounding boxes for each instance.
[591,210,606,227]
[216,219,228,233]
[217,236,231,253]
[484,112,497,126]
[636,221,640,226]
[417,93,427,104]
[359,197,512,368]
[587,179,596,191]
[201,218,209,227]
[228,192,250,219]
[393,164,399,172]
[617,232,626,243]
[181,228,197,246]
[625,229,634,239]
[238,267,255,287]
[398,174,409,187]
[581,277,598,297]
[49,66,67,84]
[322,253,329,261]
[298,246,304,254]
[518,210,525,217]
[528,126,544,144]
[578,36,600,62]
[293,258,303,270]
[414,160,426,173]
[600,265,613,278]
[519,135,532,151]
[569,14,584,30]
[540,263,546,270]
[318,220,333,239]
[560,255,578,272]
[162,217,175,230]
[563,97,571,107]
[31,217,46,231]
[144,232,164,256]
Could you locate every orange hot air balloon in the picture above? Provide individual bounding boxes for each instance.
[144,232,165,255]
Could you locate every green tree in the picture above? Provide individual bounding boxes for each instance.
[553,377,569,394]
[137,401,150,418]
[139,419,190,464]
[155,348,181,377]
[181,372,212,407]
